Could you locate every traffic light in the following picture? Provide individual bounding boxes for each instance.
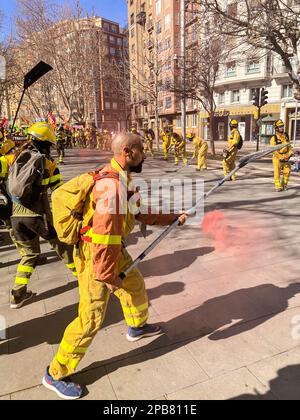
[252,88,260,108]
[261,88,269,107]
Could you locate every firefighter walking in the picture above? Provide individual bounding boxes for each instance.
[270,120,293,192]
[8,123,77,309]
[43,132,188,400]
[56,125,66,165]
[222,119,241,181]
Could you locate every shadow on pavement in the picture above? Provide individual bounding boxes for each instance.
[0,251,60,269]
[230,364,300,400]
[2,281,300,381]
[139,247,215,277]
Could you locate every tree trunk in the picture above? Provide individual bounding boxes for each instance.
[209,112,216,156]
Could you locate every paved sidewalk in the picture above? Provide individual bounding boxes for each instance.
[1,146,300,400]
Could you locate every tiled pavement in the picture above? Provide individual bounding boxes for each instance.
[1,143,300,400]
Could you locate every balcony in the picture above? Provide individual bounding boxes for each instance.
[136,12,146,26]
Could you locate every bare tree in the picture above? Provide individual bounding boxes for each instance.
[197,0,300,99]
[14,0,106,125]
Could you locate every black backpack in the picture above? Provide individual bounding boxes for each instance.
[237,134,244,150]
[7,149,45,208]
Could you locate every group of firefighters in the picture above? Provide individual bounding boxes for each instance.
[0,116,295,400]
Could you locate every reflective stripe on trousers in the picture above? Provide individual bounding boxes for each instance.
[49,242,149,380]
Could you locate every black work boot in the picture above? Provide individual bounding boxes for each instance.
[10,287,33,309]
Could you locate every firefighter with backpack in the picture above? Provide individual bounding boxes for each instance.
[270,120,293,192]
[222,119,243,181]
[8,122,77,309]
[56,125,66,165]
[42,132,188,400]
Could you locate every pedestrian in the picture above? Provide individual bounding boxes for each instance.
[42,132,188,400]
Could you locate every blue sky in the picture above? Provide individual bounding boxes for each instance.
[0,0,128,38]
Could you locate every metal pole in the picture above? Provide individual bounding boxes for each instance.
[181,0,186,143]
[293,100,298,148]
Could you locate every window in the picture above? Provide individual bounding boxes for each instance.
[156,0,161,15]
[110,47,116,55]
[231,90,240,103]
[111,25,117,33]
[112,102,118,110]
[282,84,293,98]
[156,20,162,34]
[226,62,236,77]
[219,92,225,105]
[192,114,197,128]
[250,88,259,102]
[117,38,123,46]
[227,2,238,16]
[110,36,116,44]
[176,117,181,128]
[191,24,197,42]
[166,97,172,109]
[186,115,190,127]
[165,37,171,50]
[246,60,260,74]
[105,102,111,109]
[165,14,171,30]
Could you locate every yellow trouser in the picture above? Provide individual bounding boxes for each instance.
[197,145,208,170]
[175,149,187,166]
[223,150,237,180]
[145,140,154,157]
[273,157,291,189]
[49,242,149,380]
[163,141,171,160]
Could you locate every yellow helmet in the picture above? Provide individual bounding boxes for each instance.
[187,133,194,139]
[230,119,238,127]
[27,122,56,145]
[131,127,137,134]
[0,139,16,155]
[275,119,284,128]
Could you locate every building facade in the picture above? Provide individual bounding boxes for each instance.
[5,17,130,133]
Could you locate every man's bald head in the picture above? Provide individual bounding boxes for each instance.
[111,133,143,156]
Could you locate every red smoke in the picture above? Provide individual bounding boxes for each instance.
[202,211,230,251]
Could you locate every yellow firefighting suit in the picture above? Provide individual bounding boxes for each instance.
[222,128,240,181]
[192,137,208,171]
[144,133,154,157]
[172,135,187,166]
[161,131,171,161]
[270,132,293,190]
[11,154,77,292]
[56,130,66,164]
[49,158,177,380]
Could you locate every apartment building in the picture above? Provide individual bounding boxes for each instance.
[128,0,202,134]
[208,51,300,143]
[7,17,129,132]
[128,0,299,141]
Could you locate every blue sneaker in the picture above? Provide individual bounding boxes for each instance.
[126,324,162,342]
[42,367,82,400]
